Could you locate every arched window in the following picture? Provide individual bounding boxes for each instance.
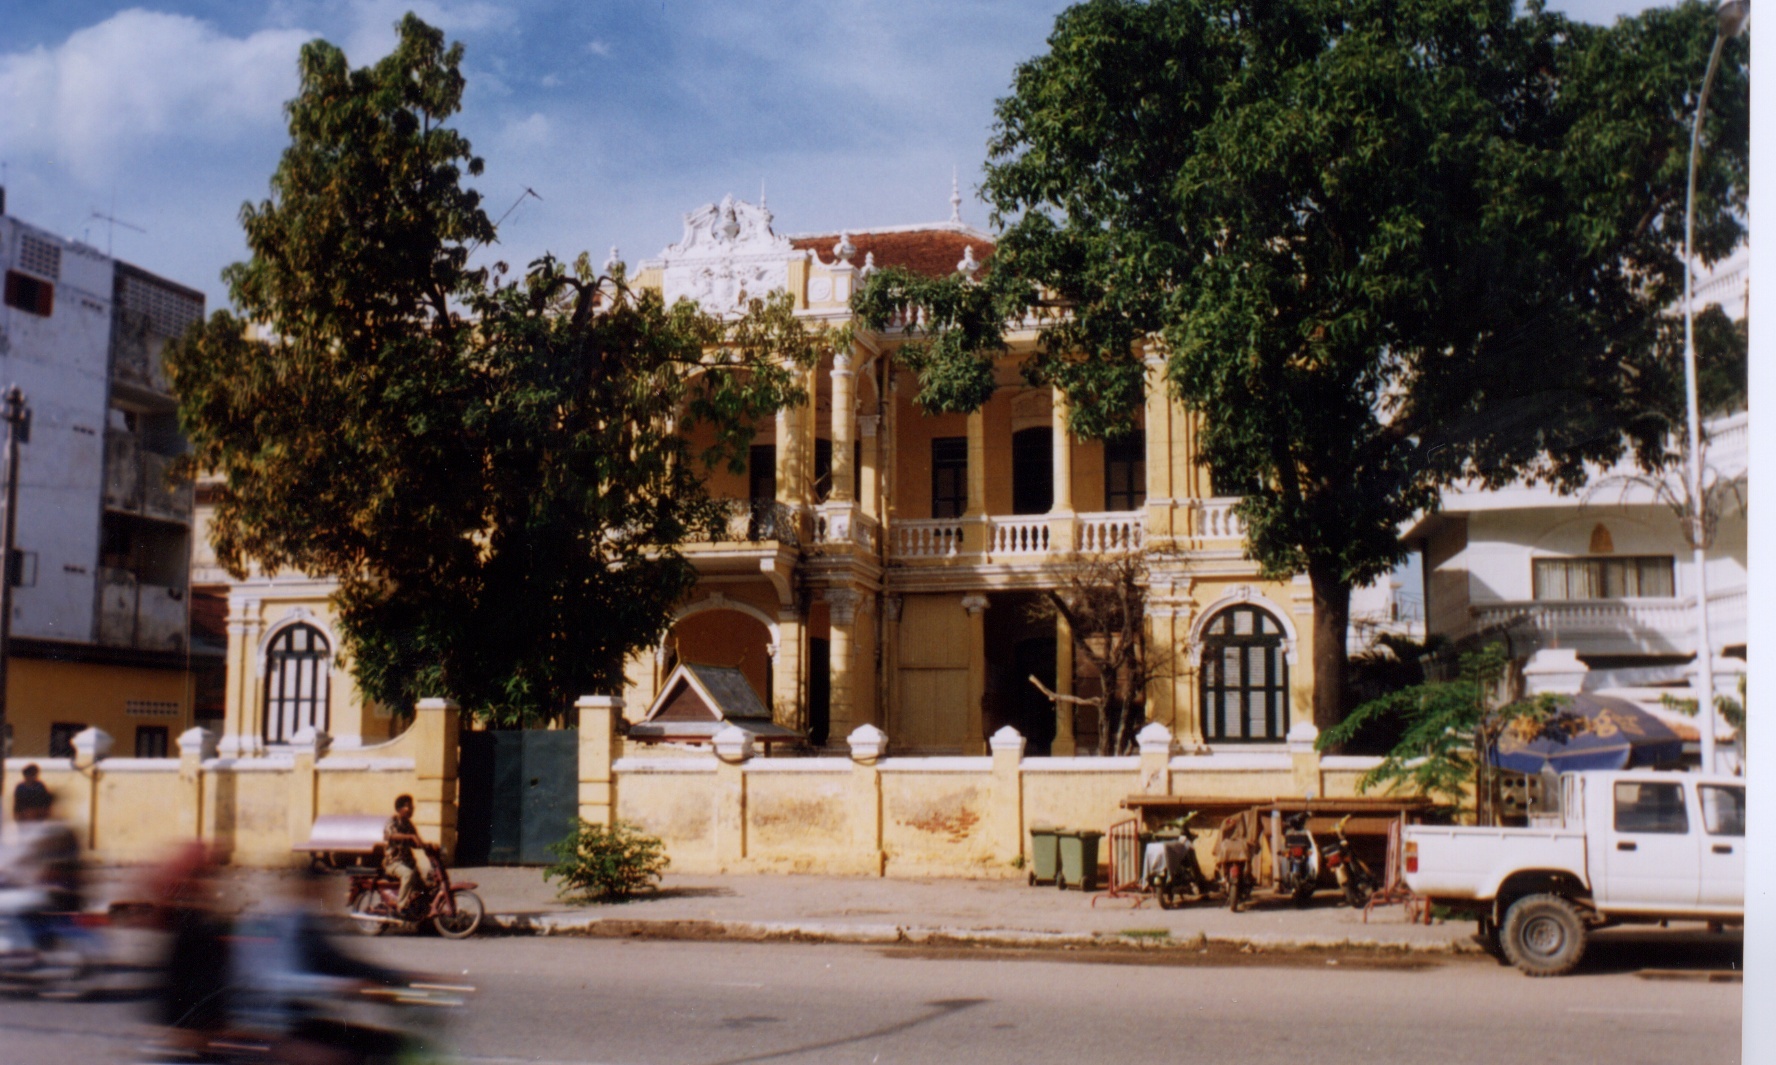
[1198,606,1288,743]
[264,623,331,744]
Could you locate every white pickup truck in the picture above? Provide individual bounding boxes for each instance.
[1403,769,1745,976]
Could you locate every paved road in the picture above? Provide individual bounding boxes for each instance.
[0,934,1743,1064]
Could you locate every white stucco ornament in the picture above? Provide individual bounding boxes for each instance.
[1285,720,1319,754]
[71,727,113,768]
[989,725,1026,759]
[178,727,218,760]
[1135,721,1175,755]
[833,231,856,265]
[647,195,795,316]
[847,723,889,762]
[956,245,980,279]
[712,724,755,762]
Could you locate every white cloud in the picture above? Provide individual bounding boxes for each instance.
[0,10,308,185]
[585,39,611,58]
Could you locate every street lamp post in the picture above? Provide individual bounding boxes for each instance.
[1681,0,1748,774]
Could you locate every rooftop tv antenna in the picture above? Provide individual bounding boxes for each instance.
[89,208,145,257]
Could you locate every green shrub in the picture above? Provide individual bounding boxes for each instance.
[544,819,670,903]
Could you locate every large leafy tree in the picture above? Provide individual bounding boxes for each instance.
[857,0,1748,732]
[168,16,822,724]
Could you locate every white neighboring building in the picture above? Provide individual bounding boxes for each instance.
[0,196,212,758]
[1404,247,1749,706]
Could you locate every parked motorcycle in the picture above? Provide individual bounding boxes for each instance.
[1321,814,1380,908]
[1144,815,1214,910]
[1216,810,1260,912]
[1274,812,1321,906]
[346,843,483,938]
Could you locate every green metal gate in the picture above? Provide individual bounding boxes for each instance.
[457,729,579,865]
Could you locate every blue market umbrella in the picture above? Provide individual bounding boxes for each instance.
[1488,693,1686,774]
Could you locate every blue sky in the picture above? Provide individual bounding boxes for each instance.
[2,0,1674,309]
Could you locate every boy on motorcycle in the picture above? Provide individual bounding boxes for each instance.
[381,795,428,915]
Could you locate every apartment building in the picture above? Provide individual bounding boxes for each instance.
[0,198,213,757]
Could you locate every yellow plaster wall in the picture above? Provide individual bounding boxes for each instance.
[1021,767,1140,839]
[743,770,851,867]
[879,772,1004,876]
[615,769,718,869]
[893,386,967,522]
[92,768,184,862]
[6,658,192,757]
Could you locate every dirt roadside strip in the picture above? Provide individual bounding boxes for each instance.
[481,912,1490,956]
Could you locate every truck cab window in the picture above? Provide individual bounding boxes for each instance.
[1612,781,1688,834]
[1699,785,1745,837]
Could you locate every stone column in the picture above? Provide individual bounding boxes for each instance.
[1145,609,1176,732]
[576,695,622,828]
[176,727,215,843]
[830,350,856,503]
[846,724,888,876]
[410,697,460,859]
[1052,611,1077,756]
[962,594,989,754]
[771,607,803,730]
[1142,355,1174,543]
[880,595,902,741]
[963,409,989,554]
[221,597,263,758]
[711,725,752,868]
[826,588,860,745]
[858,413,881,520]
[988,725,1026,867]
[1050,389,1074,513]
[1136,721,1174,796]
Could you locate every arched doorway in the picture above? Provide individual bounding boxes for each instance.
[665,609,774,709]
[1011,427,1054,515]
[1198,605,1288,743]
[263,623,331,744]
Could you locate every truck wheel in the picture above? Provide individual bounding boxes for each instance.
[1501,894,1587,977]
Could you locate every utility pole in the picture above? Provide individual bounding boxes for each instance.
[0,386,28,836]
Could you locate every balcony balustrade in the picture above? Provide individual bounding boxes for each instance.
[1466,588,1747,655]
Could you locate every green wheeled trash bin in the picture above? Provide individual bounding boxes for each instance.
[1028,825,1061,886]
[1056,829,1103,892]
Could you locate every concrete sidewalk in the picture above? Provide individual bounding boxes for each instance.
[421,866,1483,953]
[87,861,1474,952]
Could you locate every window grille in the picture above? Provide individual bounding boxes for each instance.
[263,623,331,744]
[18,234,61,281]
[1198,605,1288,743]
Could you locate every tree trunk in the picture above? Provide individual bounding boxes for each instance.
[1308,565,1352,737]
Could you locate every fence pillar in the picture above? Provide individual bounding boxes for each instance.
[988,725,1026,865]
[176,727,215,843]
[712,725,752,869]
[1286,721,1321,798]
[287,727,329,855]
[70,727,112,852]
[411,698,460,859]
[1136,721,1173,795]
[846,724,887,876]
[576,695,622,827]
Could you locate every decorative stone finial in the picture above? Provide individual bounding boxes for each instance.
[604,246,624,275]
[989,725,1027,759]
[956,245,980,279]
[712,724,754,763]
[1135,721,1175,755]
[950,166,962,225]
[859,251,877,278]
[847,723,889,763]
[833,231,856,265]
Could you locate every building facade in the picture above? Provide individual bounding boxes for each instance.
[0,202,214,757]
[615,196,1324,756]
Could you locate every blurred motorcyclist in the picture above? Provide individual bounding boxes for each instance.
[147,841,235,1054]
[0,785,83,952]
[231,864,407,1065]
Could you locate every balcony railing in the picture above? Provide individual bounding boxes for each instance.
[697,499,800,546]
[988,517,1050,555]
[1077,511,1144,552]
[893,519,963,558]
[1466,589,1747,654]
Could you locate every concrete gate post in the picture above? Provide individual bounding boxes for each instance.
[576,695,623,827]
[411,698,461,859]
[846,724,888,876]
[1136,721,1174,796]
[711,725,753,869]
[176,727,216,843]
[988,725,1026,866]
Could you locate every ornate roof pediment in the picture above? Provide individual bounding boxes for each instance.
[645,194,797,316]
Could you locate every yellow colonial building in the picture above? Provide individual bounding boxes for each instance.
[616,195,1319,757]
[195,195,1322,763]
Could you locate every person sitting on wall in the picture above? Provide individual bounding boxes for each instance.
[382,795,429,915]
[11,764,51,823]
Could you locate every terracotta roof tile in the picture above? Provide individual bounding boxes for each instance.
[792,227,993,280]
